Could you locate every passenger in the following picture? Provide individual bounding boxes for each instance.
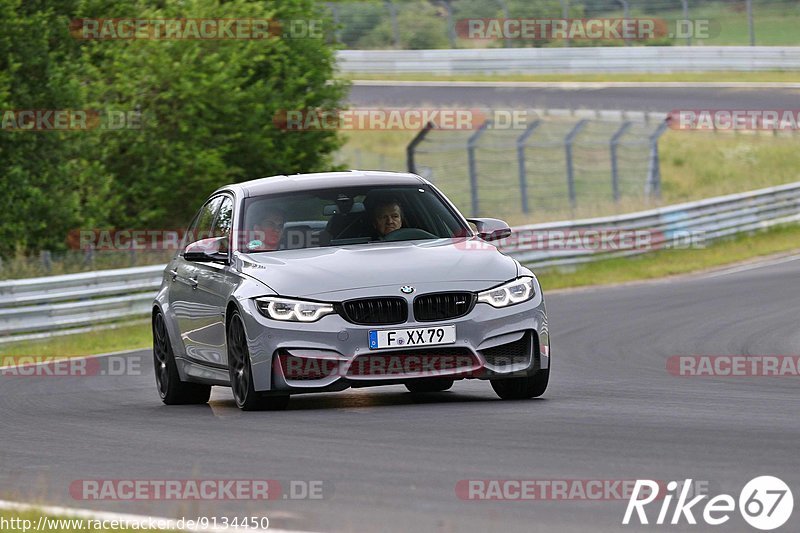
[251,207,286,251]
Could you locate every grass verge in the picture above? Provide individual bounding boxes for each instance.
[537,223,800,291]
[0,509,176,532]
[0,321,150,359]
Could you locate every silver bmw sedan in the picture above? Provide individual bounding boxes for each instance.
[153,170,550,410]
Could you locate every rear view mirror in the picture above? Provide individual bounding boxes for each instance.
[323,202,365,216]
[183,237,229,263]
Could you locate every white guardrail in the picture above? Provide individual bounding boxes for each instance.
[337,46,800,74]
[2,181,800,341]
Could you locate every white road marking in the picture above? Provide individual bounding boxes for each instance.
[699,252,800,279]
[0,499,317,533]
[352,79,800,89]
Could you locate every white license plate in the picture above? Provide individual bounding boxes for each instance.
[368,325,456,350]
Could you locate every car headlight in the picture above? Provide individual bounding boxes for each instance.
[255,296,335,322]
[477,277,536,308]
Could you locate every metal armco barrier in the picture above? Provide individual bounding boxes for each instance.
[2,181,800,341]
[337,47,800,74]
[500,181,800,268]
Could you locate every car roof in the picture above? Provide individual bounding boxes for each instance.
[215,170,427,198]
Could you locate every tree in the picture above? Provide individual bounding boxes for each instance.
[0,0,348,256]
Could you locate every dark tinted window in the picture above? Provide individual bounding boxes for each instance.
[240,185,467,253]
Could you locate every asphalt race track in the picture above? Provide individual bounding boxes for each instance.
[348,82,800,112]
[2,255,798,532]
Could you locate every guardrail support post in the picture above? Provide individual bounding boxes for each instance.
[646,121,669,199]
[516,120,541,215]
[467,120,492,217]
[406,121,435,175]
[564,119,589,209]
[610,121,632,202]
[747,0,755,46]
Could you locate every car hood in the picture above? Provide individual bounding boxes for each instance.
[236,238,518,299]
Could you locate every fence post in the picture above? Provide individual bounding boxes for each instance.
[442,0,457,48]
[327,2,341,43]
[497,0,511,48]
[560,0,570,47]
[681,0,690,46]
[646,121,669,199]
[83,244,95,269]
[618,0,630,46]
[516,120,541,214]
[467,120,492,217]
[40,250,52,273]
[385,0,400,48]
[610,121,632,202]
[564,119,589,209]
[406,121,435,174]
[746,0,755,46]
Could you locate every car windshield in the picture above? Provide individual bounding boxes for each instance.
[239,184,469,253]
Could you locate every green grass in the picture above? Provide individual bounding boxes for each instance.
[0,321,150,359]
[537,222,800,291]
[659,131,800,202]
[345,71,800,83]
[682,2,800,46]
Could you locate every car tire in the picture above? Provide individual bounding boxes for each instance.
[490,368,549,400]
[227,311,290,411]
[405,377,454,393]
[153,312,211,405]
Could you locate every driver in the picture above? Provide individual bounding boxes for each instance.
[371,199,403,239]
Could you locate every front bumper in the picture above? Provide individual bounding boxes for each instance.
[240,289,549,393]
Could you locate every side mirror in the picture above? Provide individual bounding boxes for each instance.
[466,218,512,242]
[183,237,229,263]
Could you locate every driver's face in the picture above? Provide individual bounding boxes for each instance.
[374,204,402,236]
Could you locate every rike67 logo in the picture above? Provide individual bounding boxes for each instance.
[623,476,793,530]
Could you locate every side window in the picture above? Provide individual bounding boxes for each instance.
[182,196,222,252]
[212,196,234,253]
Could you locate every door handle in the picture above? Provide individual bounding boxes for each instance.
[169,269,178,280]
[189,277,198,289]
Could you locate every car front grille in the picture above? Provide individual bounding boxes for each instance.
[413,292,476,322]
[339,297,408,325]
[347,347,477,377]
[480,333,532,368]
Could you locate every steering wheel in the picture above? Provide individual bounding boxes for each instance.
[383,227,437,241]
